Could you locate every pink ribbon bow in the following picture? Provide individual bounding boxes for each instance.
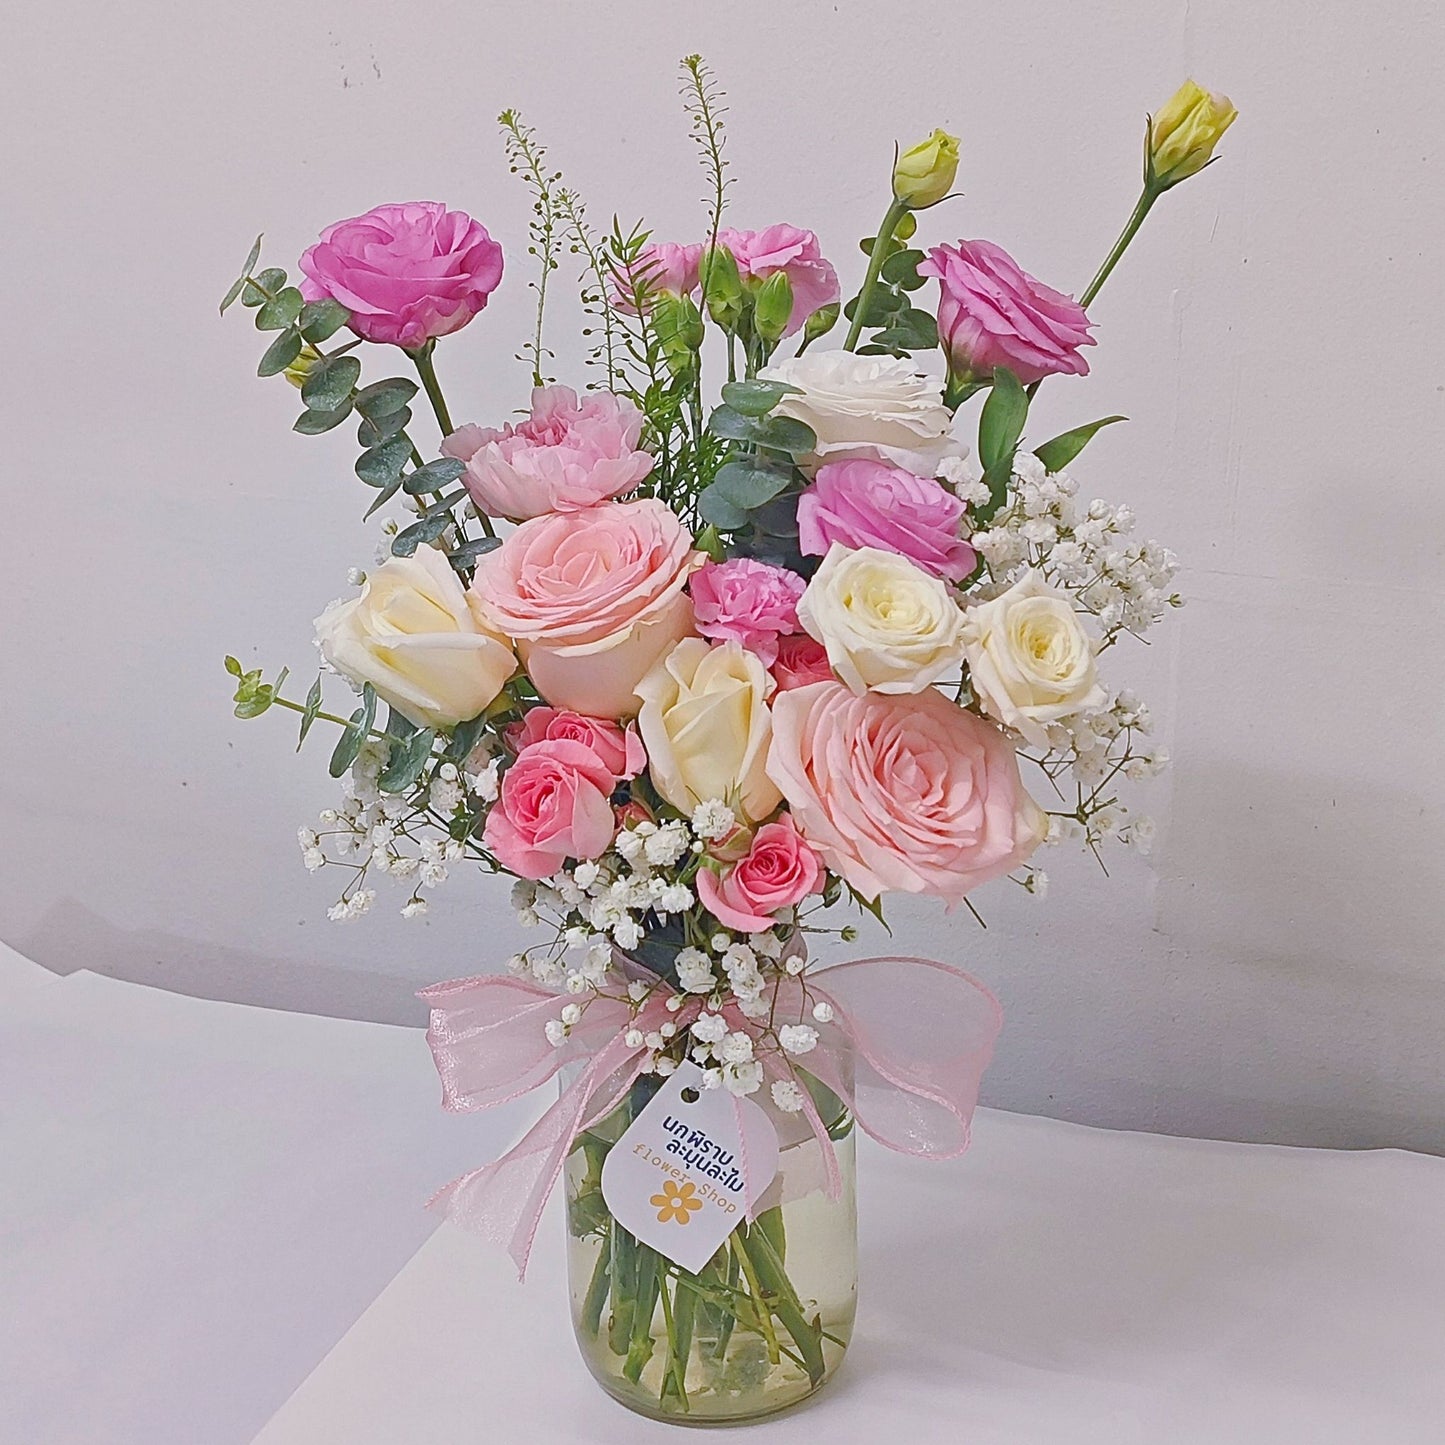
[419,956,1001,1278]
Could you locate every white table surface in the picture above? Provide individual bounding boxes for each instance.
[5,942,1444,1444]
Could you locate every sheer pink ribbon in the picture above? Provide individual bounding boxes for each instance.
[419,956,1001,1278]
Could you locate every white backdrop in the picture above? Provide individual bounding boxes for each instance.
[3,0,1442,1150]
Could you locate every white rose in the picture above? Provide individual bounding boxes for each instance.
[758,349,958,475]
[635,638,782,822]
[797,544,966,695]
[315,545,516,730]
[960,569,1106,745]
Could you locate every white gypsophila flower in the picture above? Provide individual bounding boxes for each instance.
[614,829,647,867]
[644,1031,664,1050]
[658,883,694,914]
[771,1079,806,1113]
[676,948,716,995]
[564,972,589,995]
[612,918,643,951]
[710,933,731,952]
[532,955,566,988]
[573,860,600,889]
[778,1024,818,1056]
[723,1060,764,1097]
[1023,869,1049,897]
[690,799,736,842]
[511,879,537,911]
[644,823,691,868]
[401,898,429,919]
[784,953,806,976]
[811,1000,835,1024]
[752,931,784,961]
[297,826,319,850]
[559,1002,582,1026]
[506,954,528,974]
[302,848,325,873]
[691,1012,728,1045]
[700,1068,724,1091]
[544,1019,568,1048]
[737,995,770,1020]
[655,1056,677,1077]
[514,905,539,928]
[719,1031,755,1065]
[625,1028,645,1048]
[935,451,982,491]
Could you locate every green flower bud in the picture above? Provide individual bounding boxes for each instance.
[654,292,706,354]
[699,244,745,330]
[752,272,794,343]
[802,301,840,346]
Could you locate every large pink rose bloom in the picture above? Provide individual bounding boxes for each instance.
[441,385,654,521]
[691,558,806,666]
[483,738,616,880]
[697,816,824,933]
[717,225,840,337]
[469,499,703,718]
[920,240,1094,385]
[767,682,1046,905]
[298,202,503,350]
[798,459,977,583]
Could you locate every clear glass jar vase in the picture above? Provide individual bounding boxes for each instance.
[564,1070,857,1425]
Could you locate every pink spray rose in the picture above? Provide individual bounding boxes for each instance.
[690,559,806,666]
[441,385,654,521]
[612,242,703,311]
[298,202,503,350]
[920,240,1095,385]
[770,634,835,692]
[716,225,841,337]
[797,459,977,583]
[697,815,824,933]
[469,499,703,719]
[504,708,645,782]
[483,738,617,880]
[766,682,1046,905]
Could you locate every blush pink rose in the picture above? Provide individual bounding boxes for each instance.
[298,202,503,351]
[442,385,654,521]
[716,225,841,337]
[920,240,1095,385]
[770,634,834,692]
[798,459,977,583]
[696,815,824,933]
[766,682,1046,905]
[469,499,703,719]
[612,242,703,311]
[690,559,806,666]
[504,708,645,782]
[483,738,617,880]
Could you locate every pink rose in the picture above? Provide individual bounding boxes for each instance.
[770,634,834,692]
[504,707,645,782]
[716,225,841,337]
[766,682,1045,905]
[612,242,703,311]
[920,240,1094,385]
[798,459,977,583]
[697,816,824,933]
[298,202,503,351]
[483,738,617,880]
[690,559,806,666]
[469,499,703,719]
[443,385,654,522]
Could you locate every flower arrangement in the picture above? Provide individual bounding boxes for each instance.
[223,58,1235,1423]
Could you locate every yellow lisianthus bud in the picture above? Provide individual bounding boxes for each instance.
[283,342,324,389]
[1148,80,1237,188]
[892,129,961,209]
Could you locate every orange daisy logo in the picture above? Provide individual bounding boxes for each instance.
[651,1179,704,1225]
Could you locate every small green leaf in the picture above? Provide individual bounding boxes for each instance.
[449,536,503,572]
[384,707,419,741]
[706,405,754,441]
[403,457,466,495]
[1032,415,1128,474]
[711,461,792,509]
[293,401,354,435]
[220,237,264,313]
[354,377,419,418]
[241,268,287,308]
[255,286,303,331]
[357,406,412,447]
[299,298,351,344]
[355,436,412,488]
[880,248,925,287]
[698,484,751,531]
[224,655,244,678]
[720,380,800,417]
[219,275,247,314]
[241,235,264,275]
[750,414,816,454]
[977,367,1028,473]
[233,687,277,719]
[257,329,302,378]
[362,475,405,520]
[379,728,436,793]
[328,686,377,778]
[693,524,727,564]
[297,676,324,749]
[391,513,451,557]
[301,355,362,413]
[420,488,468,518]
[846,883,893,936]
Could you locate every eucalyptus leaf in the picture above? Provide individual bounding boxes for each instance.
[219,235,264,313]
[706,405,754,441]
[233,687,276,719]
[880,248,925,287]
[719,380,799,417]
[1032,415,1128,474]
[328,687,376,778]
[698,484,751,531]
[354,377,419,418]
[357,405,412,447]
[379,728,436,793]
[241,267,286,308]
[293,400,354,435]
[391,513,451,556]
[384,707,419,741]
[361,474,405,520]
[301,355,361,413]
[255,286,303,331]
[442,712,489,763]
[420,488,468,518]
[224,655,244,678]
[750,414,816,454]
[355,436,412,487]
[403,457,466,495]
[297,676,324,749]
[448,536,503,572]
[711,460,791,509]
[257,329,302,378]
[299,298,351,344]
[219,273,248,315]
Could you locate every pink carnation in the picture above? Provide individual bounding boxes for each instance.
[444,385,654,522]
[716,225,840,337]
[766,682,1046,906]
[298,202,503,351]
[798,459,977,582]
[690,559,806,666]
[771,634,834,692]
[483,738,617,880]
[696,815,824,933]
[505,708,645,783]
[920,240,1095,385]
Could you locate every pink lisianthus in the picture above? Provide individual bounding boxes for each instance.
[770,634,834,692]
[690,559,806,666]
[920,240,1094,385]
[298,202,503,350]
[716,225,840,337]
[443,385,654,522]
[766,682,1046,905]
[483,738,617,880]
[504,707,645,783]
[696,816,824,933]
[611,242,703,312]
[798,459,976,583]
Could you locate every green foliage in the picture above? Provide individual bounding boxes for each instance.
[228,658,289,720]
[719,380,798,417]
[299,298,350,344]
[379,727,436,793]
[293,401,353,435]
[219,235,263,313]
[329,685,377,778]
[296,676,324,749]
[500,109,562,387]
[256,286,304,331]
[256,330,302,378]
[679,54,732,247]
[354,377,418,418]
[1032,415,1128,473]
[301,355,362,413]
[448,536,503,573]
[391,512,451,556]
[976,367,1029,522]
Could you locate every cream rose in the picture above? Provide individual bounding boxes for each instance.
[634,638,783,822]
[961,569,1106,744]
[315,545,516,730]
[758,349,957,475]
[797,543,966,695]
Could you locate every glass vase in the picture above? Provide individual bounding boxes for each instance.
[564,1069,857,1425]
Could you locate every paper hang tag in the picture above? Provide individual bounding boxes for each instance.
[600,1061,780,1274]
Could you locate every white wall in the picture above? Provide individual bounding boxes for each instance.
[4,0,1442,1149]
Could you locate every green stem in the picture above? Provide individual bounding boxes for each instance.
[624,1246,662,1383]
[270,695,391,742]
[738,1225,827,1386]
[844,196,909,351]
[1080,184,1160,311]
[409,344,454,436]
[581,1233,612,1338]
[731,1234,780,1365]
